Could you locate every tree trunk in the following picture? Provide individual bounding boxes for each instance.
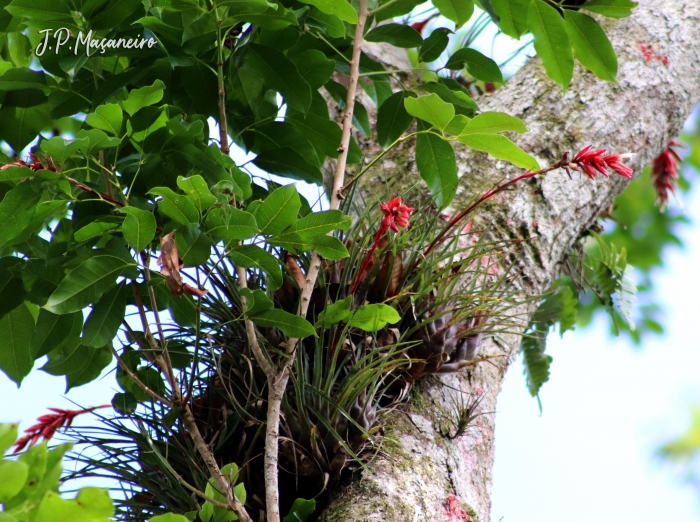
[319,2,700,520]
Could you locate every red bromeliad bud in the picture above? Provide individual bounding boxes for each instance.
[379,196,414,234]
[12,405,110,453]
[651,139,683,210]
[571,145,633,179]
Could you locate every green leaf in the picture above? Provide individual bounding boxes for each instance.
[297,0,357,24]
[418,28,451,63]
[149,187,200,225]
[0,183,41,248]
[0,68,46,90]
[365,24,423,48]
[74,220,120,243]
[373,0,423,22]
[84,0,142,30]
[240,288,274,316]
[0,102,51,153]
[247,44,312,114]
[0,165,34,182]
[45,256,129,314]
[290,50,336,90]
[175,224,212,266]
[30,310,81,358]
[205,206,259,241]
[82,283,127,348]
[323,80,372,138]
[528,0,573,90]
[283,498,316,522]
[521,329,551,396]
[0,460,29,503]
[419,81,479,113]
[42,341,113,391]
[230,245,283,289]
[309,235,349,260]
[315,296,352,327]
[0,303,36,386]
[34,488,114,522]
[5,0,73,22]
[404,93,454,131]
[377,91,414,147]
[348,303,400,332]
[287,210,351,239]
[253,148,323,185]
[564,10,618,82]
[459,111,527,135]
[457,133,539,170]
[491,0,529,38]
[444,114,471,135]
[85,104,123,136]
[433,0,474,27]
[119,207,157,252]
[149,515,191,522]
[581,0,637,18]
[39,136,88,164]
[0,424,18,455]
[0,258,25,322]
[287,112,362,163]
[415,131,458,208]
[444,48,503,83]
[75,129,121,155]
[123,80,166,116]
[254,184,301,236]
[111,391,137,415]
[252,309,316,339]
[177,175,217,211]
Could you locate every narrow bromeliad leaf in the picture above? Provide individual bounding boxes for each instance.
[564,10,618,82]
[528,0,573,90]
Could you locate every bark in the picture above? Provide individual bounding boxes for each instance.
[319,2,700,521]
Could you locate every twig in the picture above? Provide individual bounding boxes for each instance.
[66,176,123,206]
[108,344,172,407]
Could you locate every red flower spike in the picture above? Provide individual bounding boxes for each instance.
[651,139,683,210]
[12,404,111,454]
[571,145,634,180]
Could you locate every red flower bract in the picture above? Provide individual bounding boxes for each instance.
[379,196,414,234]
[571,145,633,180]
[651,139,683,210]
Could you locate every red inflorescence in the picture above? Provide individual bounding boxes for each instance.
[1,152,59,173]
[570,145,633,180]
[13,405,110,453]
[651,139,683,210]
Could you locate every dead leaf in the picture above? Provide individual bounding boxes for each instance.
[157,231,208,297]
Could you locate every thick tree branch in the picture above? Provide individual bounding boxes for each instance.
[319,2,700,520]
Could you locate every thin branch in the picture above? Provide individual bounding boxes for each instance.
[108,344,172,407]
[66,176,124,206]
[236,265,275,379]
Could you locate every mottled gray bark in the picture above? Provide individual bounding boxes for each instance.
[319,2,700,521]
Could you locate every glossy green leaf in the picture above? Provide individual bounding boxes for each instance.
[0,68,46,90]
[419,81,479,112]
[528,0,573,90]
[377,91,414,147]
[491,0,529,38]
[149,515,191,522]
[418,28,451,63]
[415,131,458,209]
[315,296,352,327]
[43,341,113,391]
[75,129,121,155]
[581,0,637,18]
[0,102,51,153]
[433,0,474,26]
[373,0,423,22]
[45,256,129,314]
[310,235,349,260]
[30,310,81,358]
[444,114,471,136]
[457,133,539,170]
[253,148,323,184]
[34,488,113,522]
[289,210,351,240]
[0,460,29,503]
[229,245,283,289]
[39,136,88,164]
[123,80,166,116]
[0,424,18,455]
[0,183,41,248]
[247,44,312,113]
[205,206,259,241]
[82,283,127,348]
[253,309,316,338]
[404,93,454,131]
[365,24,423,48]
[177,175,217,211]
[74,220,120,243]
[459,111,527,135]
[174,224,211,266]
[149,187,200,225]
[0,258,27,321]
[5,0,73,22]
[111,392,137,415]
[240,288,274,316]
[254,184,301,236]
[564,10,618,82]
[0,303,35,386]
[444,48,503,83]
[323,80,372,138]
[0,165,34,182]
[85,104,123,136]
[290,50,336,89]
[297,0,357,23]
[287,112,362,163]
[119,207,156,252]
[283,498,316,522]
[84,0,142,30]
[348,303,401,332]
